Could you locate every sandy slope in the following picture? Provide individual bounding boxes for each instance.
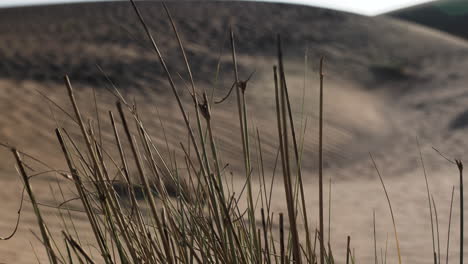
[1,1,468,263]
[389,0,468,41]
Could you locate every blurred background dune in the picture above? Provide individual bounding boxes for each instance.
[1,1,468,263]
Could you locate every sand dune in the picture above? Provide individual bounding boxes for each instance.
[389,0,468,41]
[1,1,468,263]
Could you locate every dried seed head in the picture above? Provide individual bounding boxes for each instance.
[456,159,463,171]
[198,93,210,120]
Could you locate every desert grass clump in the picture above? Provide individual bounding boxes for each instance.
[3,1,466,264]
[3,1,325,263]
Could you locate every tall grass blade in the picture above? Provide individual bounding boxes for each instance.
[455,159,463,264]
[276,34,302,264]
[280,213,285,264]
[319,57,325,264]
[447,186,455,264]
[432,195,441,264]
[346,235,351,264]
[12,149,58,264]
[370,153,402,264]
[418,139,437,264]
